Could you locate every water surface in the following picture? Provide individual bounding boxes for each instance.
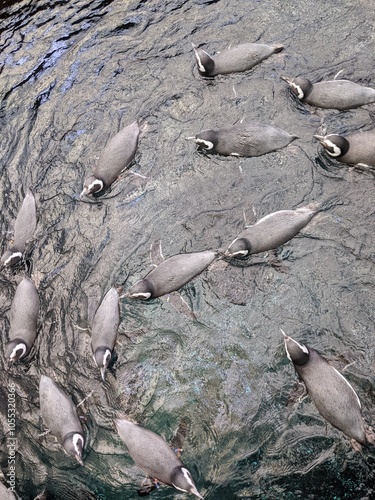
[1,0,375,498]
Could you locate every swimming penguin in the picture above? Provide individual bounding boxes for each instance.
[5,276,40,364]
[81,121,140,196]
[0,482,17,500]
[194,122,298,157]
[126,250,218,300]
[314,130,375,168]
[39,375,85,465]
[282,330,369,445]
[282,76,375,110]
[114,418,203,498]
[91,286,120,381]
[192,42,284,77]
[225,202,321,258]
[1,189,37,268]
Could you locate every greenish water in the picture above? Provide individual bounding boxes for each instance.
[1,0,375,498]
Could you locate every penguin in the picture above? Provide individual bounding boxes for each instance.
[91,286,120,381]
[0,483,17,500]
[225,202,320,258]
[1,189,37,268]
[39,375,85,465]
[126,250,218,300]
[282,76,375,110]
[5,276,40,364]
[314,130,375,168]
[282,330,369,445]
[81,121,140,196]
[194,123,298,157]
[192,42,284,77]
[114,418,203,499]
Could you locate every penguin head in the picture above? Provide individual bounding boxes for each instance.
[282,76,313,100]
[314,134,349,158]
[281,330,310,366]
[192,43,215,76]
[81,175,104,197]
[63,432,84,466]
[93,347,112,381]
[1,249,23,268]
[195,130,217,152]
[126,278,154,300]
[225,238,250,258]
[5,339,27,363]
[170,466,203,499]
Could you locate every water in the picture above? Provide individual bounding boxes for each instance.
[1,0,375,498]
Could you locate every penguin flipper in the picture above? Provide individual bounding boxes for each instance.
[365,426,375,445]
[162,291,197,320]
[137,476,159,496]
[267,249,290,273]
[243,206,257,227]
[286,380,308,409]
[150,240,164,266]
[170,416,190,450]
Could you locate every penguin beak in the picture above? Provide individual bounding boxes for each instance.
[80,188,88,198]
[280,328,288,339]
[100,367,106,382]
[191,42,199,55]
[313,135,325,142]
[75,455,84,466]
[280,76,292,84]
[191,487,204,499]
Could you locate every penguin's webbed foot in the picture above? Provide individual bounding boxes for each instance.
[350,438,362,452]
[296,381,308,403]
[269,260,289,274]
[173,447,184,458]
[137,476,159,496]
[267,249,289,273]
[365,426,375,445]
